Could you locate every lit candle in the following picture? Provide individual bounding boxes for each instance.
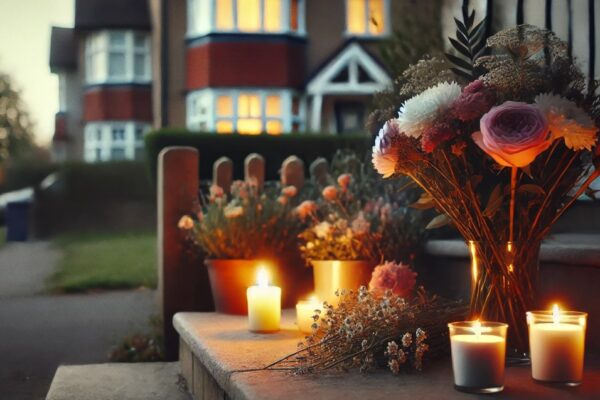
[527,304,587,385]
[448,320,508,393]
[296,296,321,334]
[246,268,281,333]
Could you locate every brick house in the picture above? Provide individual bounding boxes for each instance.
[49,0,153,162]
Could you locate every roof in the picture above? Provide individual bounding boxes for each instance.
[49,27,77,72]
[75,0,151,30]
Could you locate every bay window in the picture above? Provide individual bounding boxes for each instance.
[346,0,389,37]
[187,0,305,36]
[85,31,151,84]
[84,122,151,162]
[187,89,304,134]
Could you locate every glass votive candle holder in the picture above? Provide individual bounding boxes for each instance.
[527,307,587,386]
[448,321,508,393]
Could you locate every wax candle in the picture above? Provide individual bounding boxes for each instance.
[247,268,281,333]
[527,305,587,385]
[296,296,321,334]
[448,320,508,393]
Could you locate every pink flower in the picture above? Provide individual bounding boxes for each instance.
[369,261,417,298]
[351,212,370,235]
[209,185,224,199]
[337,173,352,190]
[281,185,298,198]
[322,185,338,201]
[177,215,194,230]
[277,196,288,205]
[372,120,401,178]
[473,101,551,168]
[295,200,317,219]
[452,80,496,121]
[420,120,456,153]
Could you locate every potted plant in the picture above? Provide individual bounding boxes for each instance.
[179,180,304,314]
[296,157,425,305]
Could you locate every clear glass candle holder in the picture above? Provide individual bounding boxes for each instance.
[527,309,587,386]
[448,321,508,393]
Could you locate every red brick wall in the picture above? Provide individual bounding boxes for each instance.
[84,86,153,122]
[186,40,305,90]
[53,112,68,141]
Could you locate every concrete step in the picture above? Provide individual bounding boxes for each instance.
[46,362,192,400]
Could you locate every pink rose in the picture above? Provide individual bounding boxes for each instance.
[322,185,338,201]
[452,80,496,121]
[337,173,352,190]
[472,101,551,168]
[369,261,417,298]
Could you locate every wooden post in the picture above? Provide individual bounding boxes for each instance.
[310,157,330,186]
[281,155,305,189]
[244,153,265,191]
[158,146,213,361]
[212,156,233,194]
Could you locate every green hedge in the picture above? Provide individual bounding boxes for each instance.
[145,130,372,181]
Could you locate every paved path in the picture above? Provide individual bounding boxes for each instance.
[0,242,60,297]
[0,242,158,399]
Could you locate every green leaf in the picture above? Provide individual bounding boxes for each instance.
[456,29,470,46]
[454,17,468,35]
[449,38,472,59]
[425,214,452,230]
[446,53,473,71]
[467,10,475,29]
[483,184,504,218]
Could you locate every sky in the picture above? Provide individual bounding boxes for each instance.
[0,0,74,146]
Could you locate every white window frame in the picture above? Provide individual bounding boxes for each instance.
[84,121,151,162]
[344,0,391,38]
[186,0,306,37]
[58,73,67,112]
[84,30,151,85]
[186,88,304,133]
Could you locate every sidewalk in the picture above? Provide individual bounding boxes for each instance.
[0,242,157,399]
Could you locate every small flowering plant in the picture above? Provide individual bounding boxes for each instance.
[371,13,600,350]
[178,180,304,259]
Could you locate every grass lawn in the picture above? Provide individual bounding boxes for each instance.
[48,230,157,293]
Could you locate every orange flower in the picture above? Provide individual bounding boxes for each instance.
[177,215,194,230]
[322,185,338,201]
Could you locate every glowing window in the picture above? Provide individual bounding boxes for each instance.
[216,0,235,30]
[237,119,262,134]
[238,0,261,31]
[265,96,281,117]
[266,120,282,135]
[264,0,282,32]
[216,96,233,116]
[238,94,261,117]
[216,121,234,133]
[346,0,386,36]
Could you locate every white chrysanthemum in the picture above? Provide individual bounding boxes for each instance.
[397,82,461,138]
[535,93,598,151]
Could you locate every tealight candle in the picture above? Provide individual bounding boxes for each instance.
[448,320,508,393]
[527,305,587,385]
[246,268,281,333]
[296,296,321,334]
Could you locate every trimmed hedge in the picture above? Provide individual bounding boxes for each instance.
[145,130,372,181]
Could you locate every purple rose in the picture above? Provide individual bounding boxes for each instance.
[472,101,551,167]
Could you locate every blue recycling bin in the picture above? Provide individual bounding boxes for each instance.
[6,201,31,242]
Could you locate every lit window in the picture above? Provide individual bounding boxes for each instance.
[266,120,282,135]
[216,96,233,116]
[216,120,234,133]
[237,93,262,134]
[265,95,281,117]
[264,0,282,32]
[216,0,235,30]
[346,0,386,36]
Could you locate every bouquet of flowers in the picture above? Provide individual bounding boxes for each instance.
[179,180,304,259]
[371,12,600,350]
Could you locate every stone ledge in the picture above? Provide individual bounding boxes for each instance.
[425,233,600,268]
[174,311,600,400]
[45,362,191,400]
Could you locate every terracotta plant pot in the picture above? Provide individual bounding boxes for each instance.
[310,260,375,306]
[205,259,307,314]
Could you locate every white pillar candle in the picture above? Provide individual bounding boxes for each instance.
[296,296,321,334]
[527,305,587,385]
[448,321,507,393]
[247,268,281,333]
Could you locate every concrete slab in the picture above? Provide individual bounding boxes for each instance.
[174,311,600,400]
[45,362,191,400]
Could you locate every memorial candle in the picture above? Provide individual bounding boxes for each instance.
[527,305,587,385]
[448,320,508,393]
[296,296,321,334]
[247,268,281,333]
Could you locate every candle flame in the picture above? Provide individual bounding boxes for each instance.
[473,319,481,336]
[552,304,560,324]
[257,268,269,287]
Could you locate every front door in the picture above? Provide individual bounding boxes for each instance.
[334,101,365,134]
